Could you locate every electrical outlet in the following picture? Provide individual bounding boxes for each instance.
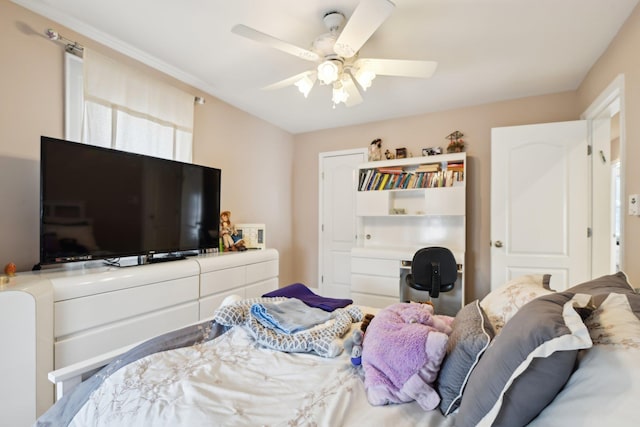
[629,194,640,216]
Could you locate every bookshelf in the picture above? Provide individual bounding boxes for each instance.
[355,153,466,217]
[357,160,464,192]
[350,153,466,313]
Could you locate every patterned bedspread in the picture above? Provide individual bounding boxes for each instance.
[40,322,454,427]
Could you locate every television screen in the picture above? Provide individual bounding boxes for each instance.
[40,136,221,265]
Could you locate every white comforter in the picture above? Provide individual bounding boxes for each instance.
[69,325,454,427]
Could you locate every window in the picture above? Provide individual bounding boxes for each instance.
[65,50,194,162]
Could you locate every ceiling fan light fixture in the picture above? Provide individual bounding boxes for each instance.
[332,81,350,106]
[233,0,436,109]
[294,74,316,98]
[354,67,376,91]
[317,60,341,85]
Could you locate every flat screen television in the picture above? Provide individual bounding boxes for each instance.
[39,136,221,266]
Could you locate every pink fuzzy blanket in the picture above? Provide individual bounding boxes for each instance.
[362,303,453,410]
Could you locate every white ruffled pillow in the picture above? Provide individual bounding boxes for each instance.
[480,274,553,333]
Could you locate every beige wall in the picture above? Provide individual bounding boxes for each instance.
[193,96,295,283]
[0,2,62,270]
[0,1,296,285]
[576,4,640,288]
[292,93,580,301]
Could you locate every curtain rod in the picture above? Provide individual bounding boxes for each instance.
[45,28,84,57]
[44,28,206,104]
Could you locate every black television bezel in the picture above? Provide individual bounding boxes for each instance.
[39,136,221,266]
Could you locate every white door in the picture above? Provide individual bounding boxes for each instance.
[319,149,367,298]
[491,121,590,291]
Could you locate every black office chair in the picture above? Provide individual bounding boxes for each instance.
[405,247,458,299]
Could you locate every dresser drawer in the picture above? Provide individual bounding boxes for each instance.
[55,301,198,368]
[351,257,399,277]
[200,266,245,296]
[246,260,278,284]
[351,274,399,297]
[199,289,241,320]
[351,292,398,309]
[54,276,199,338]
[245,277,278,298]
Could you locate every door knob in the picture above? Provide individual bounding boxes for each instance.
[494,240,503,248]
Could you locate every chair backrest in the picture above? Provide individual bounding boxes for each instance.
[407,247,458,298]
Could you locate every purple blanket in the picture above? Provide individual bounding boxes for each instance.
[262,283,352,312]
[362,303,453,410]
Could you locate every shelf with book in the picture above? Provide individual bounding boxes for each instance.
[357,154,465,192]
[355,153,466,217]
[351,152,467,311]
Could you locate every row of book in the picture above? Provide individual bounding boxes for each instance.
[358,167,464,191]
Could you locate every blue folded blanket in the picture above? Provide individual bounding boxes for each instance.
[250,298,332,334]
[262,283,353,312]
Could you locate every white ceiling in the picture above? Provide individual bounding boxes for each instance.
[14,0,639,134]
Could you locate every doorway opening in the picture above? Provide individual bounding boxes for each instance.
[582,74,625,276]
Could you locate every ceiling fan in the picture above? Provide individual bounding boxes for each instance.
[231,0,437,108]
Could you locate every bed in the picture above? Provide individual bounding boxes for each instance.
[36,273,639,427]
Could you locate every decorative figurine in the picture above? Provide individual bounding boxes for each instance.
[220,211,247,251]
[368,138,382,161]
[446,131,465,153]
[4,262,16,276]
[384,149,395,160]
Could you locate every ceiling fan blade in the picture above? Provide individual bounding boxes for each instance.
[356,58,438,78]
[334,0,395,58]
[232,24,320,62]
[343,74,363,107]
[262,70,316,90]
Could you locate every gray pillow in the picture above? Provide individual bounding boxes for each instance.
[456,292,593,427]
[566,271,633,296]
[437,300,494,416]
[626,292,640,320]
[568,272,634,309]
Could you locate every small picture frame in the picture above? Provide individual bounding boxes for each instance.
[422,147,442,156]
[395,147,407,159]
[235,223,266,249]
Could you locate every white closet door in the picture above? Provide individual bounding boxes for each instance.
[318,149,366,298]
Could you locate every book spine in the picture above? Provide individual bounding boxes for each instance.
[358,170,367,191]
[377,167,404,174]
[366,171,379,191]
[378,174,390,190]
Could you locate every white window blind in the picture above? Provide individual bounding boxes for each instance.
[81,48,194,162]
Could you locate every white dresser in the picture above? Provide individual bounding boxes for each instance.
[0,249,279,427]
[0,276,53,427]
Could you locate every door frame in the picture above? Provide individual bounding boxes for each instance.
[317,148,367,293]
[581,74,626,273]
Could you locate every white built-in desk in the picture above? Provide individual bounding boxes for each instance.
[351,246,464,316]
[0,249,278,427]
